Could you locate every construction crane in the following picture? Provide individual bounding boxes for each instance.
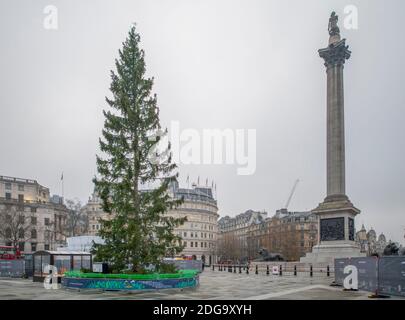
[284,179,300,210]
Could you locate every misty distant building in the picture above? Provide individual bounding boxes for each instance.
[81,190,112,237]
[355,225,388,256]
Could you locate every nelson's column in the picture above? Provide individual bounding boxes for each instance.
[301,12,365,264]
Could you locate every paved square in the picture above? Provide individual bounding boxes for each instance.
[0,270,399,300]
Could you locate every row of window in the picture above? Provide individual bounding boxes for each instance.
[186,222,215,231]
[5,228,38,239]
[4,182,25,191]
[4,192,25,202]
[182,241,213,249]
[180,231,215,239]
[4,215,50,226]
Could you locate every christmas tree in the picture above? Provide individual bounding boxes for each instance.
[92,25,185,273]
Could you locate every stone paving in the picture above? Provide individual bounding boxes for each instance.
[0,270,399,300]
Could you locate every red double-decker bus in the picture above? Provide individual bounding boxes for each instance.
[0,246,22,260]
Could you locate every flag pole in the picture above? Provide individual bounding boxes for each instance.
[61,172,64,203]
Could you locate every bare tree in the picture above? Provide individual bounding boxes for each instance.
[64,199,88,237]
[216,233,242,263]
[0,205,34,250]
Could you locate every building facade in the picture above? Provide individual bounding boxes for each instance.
[0,175,68,252]
[355,225,388,256]
[81,191,111,236]
[167,182,219,265]
[217,209,318,263]
[218,210,268,263]
[262,209,318,261]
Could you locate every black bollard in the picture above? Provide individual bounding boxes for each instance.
[266,265,269,275]
[327,265,330,277]
[310,265,313,277]
[255,265,258,275]
[212,264,215,271]
[246,265,249,274]
[279,265,283,276]
[239,266,242,273]
[294,265,297,276]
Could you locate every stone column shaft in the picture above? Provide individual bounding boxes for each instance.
[327,64,345,197]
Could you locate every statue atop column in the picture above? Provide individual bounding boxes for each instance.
[328,11,340,36]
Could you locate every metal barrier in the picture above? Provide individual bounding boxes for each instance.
[211,263,333,278]
[0,259,25,277]
[335,256,405,298]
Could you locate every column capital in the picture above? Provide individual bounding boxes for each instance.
[318,39,351,69]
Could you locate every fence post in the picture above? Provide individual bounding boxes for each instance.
[279,265,282,276]
[310,265,313,277]
[239,265,242,274]
[246,265,249,274]
[294,265,297,276]
[266,265,269,275]
[212,264,215,271]
[327,265,330,277]
[234,265,236,273]
[255,265,258,275]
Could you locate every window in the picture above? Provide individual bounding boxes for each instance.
[190,232,193,238]
[201,242,203,248]
[31,243,37,252]
[191,242,193,247]
[18,228,25,238]
[183,241,187,247]
[31,229,37,239]
[5,192,11,200]
[5,182,12,190]
[19,242,25,251]
[44,244,50,250]
[92,225,96,230]
[44,218,50,226]
[18,194,24,202]
[195,242,198,247]
[18,184,24,191]
[31,207,36,213]
[204,242,207,248]
[183,232,187,237]
[31,216,37,225]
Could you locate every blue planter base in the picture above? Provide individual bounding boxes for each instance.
[62,276,199,291]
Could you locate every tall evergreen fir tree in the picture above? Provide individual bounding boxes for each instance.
[92,25,186,273]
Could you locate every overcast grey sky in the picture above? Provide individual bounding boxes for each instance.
[0,0,404,243]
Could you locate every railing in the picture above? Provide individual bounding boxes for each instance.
[211,263,334,278]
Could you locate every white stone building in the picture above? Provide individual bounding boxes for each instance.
[0,175,68,252]
[167,181,219,265]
